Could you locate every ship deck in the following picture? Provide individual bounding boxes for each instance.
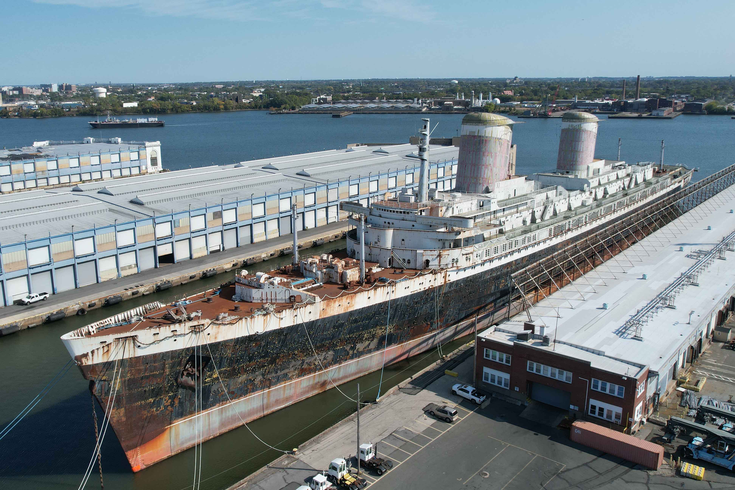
[86,261,425,338]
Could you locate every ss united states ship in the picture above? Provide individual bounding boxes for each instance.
[62,113,692,471]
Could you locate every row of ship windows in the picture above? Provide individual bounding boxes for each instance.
[0,153,139,175]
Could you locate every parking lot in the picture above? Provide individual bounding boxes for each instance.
[240,352,735,490]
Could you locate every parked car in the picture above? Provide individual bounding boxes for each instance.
[423,403,458,422]
[18,292,49,305]
[451,383,486,405]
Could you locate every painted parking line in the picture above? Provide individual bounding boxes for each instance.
[412,419,445,433]
[462,445,509,485]
[399,427,435,444]
[501,455,537,490]
[391,432,424,449]
[503,453,565,490]
[695,369,735,384]
[378,440,412,456]
[369,405,481,489]
[485,434,566,467]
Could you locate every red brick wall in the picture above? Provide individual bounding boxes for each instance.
[476,336,647,430]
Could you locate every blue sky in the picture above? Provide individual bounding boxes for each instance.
[3,0,733,84]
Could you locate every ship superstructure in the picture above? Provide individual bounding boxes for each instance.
[61,113,692,472]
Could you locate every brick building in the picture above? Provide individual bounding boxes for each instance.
[476,326,648,431]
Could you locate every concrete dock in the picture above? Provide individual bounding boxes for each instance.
[0,222,346,334]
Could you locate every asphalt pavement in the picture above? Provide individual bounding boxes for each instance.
[237,354,735,490]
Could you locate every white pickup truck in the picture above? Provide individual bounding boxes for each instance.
[18,292,49,305]
[451,383,487,405]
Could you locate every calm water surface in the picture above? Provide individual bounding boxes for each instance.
[0,112,733,489]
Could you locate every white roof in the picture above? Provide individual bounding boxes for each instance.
[481,184,735,376]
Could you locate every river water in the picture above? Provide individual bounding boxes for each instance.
[0,112,733,489]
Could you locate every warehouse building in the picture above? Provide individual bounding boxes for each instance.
[476,201,735,433]
[0,138,162,193]
[0,143,458,306]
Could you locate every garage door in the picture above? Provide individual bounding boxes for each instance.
[31,271,53,294]
[223,228,237,250]
[530,382,571,411]
[279,216,291,235]
[239,225,251,245]
[192,235,207,258]
[208,232,222,252]
[6,276,29,302]
[99,256,118,282]
[77,261,97,287]
[55,266,75,292]
[139,247,155,271]
[175,239,190,262]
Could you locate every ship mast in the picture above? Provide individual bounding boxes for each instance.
[418,118,430,202]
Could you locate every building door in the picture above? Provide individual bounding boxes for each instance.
[31,271,53,294]
[530,382,571,411]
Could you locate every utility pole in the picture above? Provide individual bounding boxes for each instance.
[473,315,478,385]
[356,383,361,475]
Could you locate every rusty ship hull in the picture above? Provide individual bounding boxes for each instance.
[80,260,515,472]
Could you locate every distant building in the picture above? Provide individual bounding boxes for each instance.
[311,95,333,105]
[0,138,162,194]
[503,90,514,96]
[41,83,58,93]
[683,101,707,114]
[122,102,139,108]
[60,83,77,94]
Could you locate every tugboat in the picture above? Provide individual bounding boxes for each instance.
[89,113,164,128]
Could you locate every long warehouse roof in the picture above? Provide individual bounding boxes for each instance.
[0,143,459,243]
[480,185,735,377]
[0,140,149,161]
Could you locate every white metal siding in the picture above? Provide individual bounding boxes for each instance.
[175,239,190,261]
[157,243,173,256]
[224,229,237,249]
[304,210,315,230]
[28,246,50,267]
[7,276,29,300]
[31,271,53,294]
[55,266,75,292]
[191,215,206,232]
[138,248,155,271]
[191,236,207,258]
[119,251,137,276]
[77,261,97,287]
[239,225,251,245]
[117,229,135,247]
[155,222,172,238]
[74,237,94,257]
[208,232,222,252]
[99,256,118,281]
[223,208,236,224]
[266,219,279,239]
[279,217,291,235]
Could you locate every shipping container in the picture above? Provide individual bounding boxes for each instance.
[570,421,663,470]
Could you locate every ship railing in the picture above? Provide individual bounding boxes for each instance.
[66,301,164,338]
[42,139,149,147]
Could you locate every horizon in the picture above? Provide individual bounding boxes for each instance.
[3,0,733,85]
[5,75,734,87]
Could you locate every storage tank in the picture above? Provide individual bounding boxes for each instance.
[556,112,599,173]
[455,113,514,194]
[92,87,108,98]
[570,421,663,470]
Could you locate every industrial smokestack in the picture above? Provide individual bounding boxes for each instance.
[660,140,665,172]
[455,113,514,194]
[556,112,599,174]
[622,79,627,100]
[635,75,641,99]
[418,118,430,202]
